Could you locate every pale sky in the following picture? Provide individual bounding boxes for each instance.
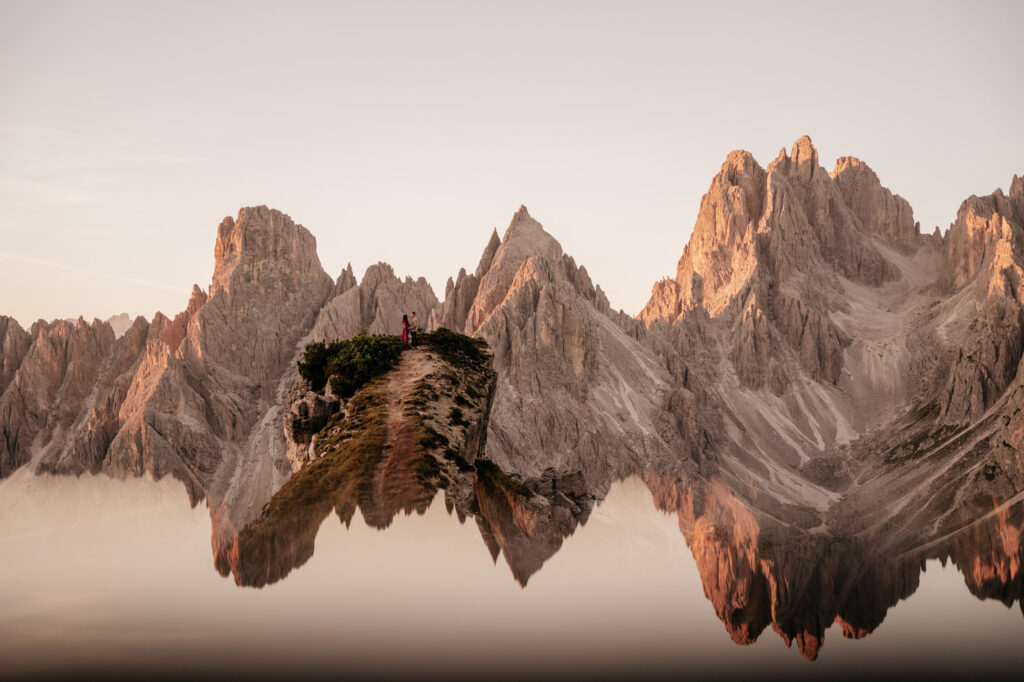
[1,0,1022,327]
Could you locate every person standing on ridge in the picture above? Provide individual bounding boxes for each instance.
[409,311,418,347]
[401,314,410,349]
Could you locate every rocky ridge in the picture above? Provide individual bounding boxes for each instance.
[434,205,709,487]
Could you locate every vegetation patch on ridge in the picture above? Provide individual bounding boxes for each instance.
[298,332,404,397]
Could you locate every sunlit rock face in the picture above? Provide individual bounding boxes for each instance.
[633,145,1023,644]
[311,262,438,341]
[938,175,1024,425]
[440,206,711,486]
[635,137,1024,532]
[644,471,1024,660]
[0,316,31,396]
[101,207,336,528]
[0,317,118,476]
[1,208,336,527]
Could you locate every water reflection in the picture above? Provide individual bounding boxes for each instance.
[1,467,1023,679]
[216,447,595,588]
[207,441,1024,662]
[647,471,1024,659]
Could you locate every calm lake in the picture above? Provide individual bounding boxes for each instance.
[1,470,1021,681]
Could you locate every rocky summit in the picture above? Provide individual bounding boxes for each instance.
[2,139,1023,638]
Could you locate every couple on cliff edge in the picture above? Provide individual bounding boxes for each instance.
[401,311,419,349]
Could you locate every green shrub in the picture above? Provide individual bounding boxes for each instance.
[420,327,489,368]
[297,340,332,391]
[298,332,404,398]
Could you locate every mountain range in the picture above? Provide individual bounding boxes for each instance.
[1,135,1022,656]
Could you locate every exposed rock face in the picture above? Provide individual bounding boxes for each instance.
[37,316,156,476]
[0,318,116,476]
[640,150,766,322]
[938,176,1024,424]
[442,206,709,484]
[832,156,918,251]
[334,263,357,296]
[431,228,500,333]
[283,388,339,455]
[639,138,908,329]
[104,207,335,522]
[312,262,438,341]
[940,297,1024,423]
[941,175,1024,294]
[0,207,335,533]
[157,285,207,351]
[633,136,1024,524]
[638,137,913,431]
[0,316,31,397]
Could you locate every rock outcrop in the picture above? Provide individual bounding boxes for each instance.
[0,317,116,476]
[0,316,31,397]
[1,207,336,532]
[431,228,501,333]
[220,333,500,587]
[832,156,918,251]
[634,137,1018,522]
[938,176,1024,424]
[442,206,710,484]
[103,207,335,522]
[312,262,438,341]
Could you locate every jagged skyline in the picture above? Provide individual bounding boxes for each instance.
[2,127,1023,667]
[1,1,1022,326]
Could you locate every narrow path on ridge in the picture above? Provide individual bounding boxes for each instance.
[368,348,440,524]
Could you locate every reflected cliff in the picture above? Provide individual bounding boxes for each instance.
[214,432,594,589]
[209,450,1024,662]
[644,470,1024,660]
[3,465,1024,680]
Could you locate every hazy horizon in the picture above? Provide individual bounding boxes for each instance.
[2,0,1023,327]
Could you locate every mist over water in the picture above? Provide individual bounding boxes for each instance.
[1,472,1021,681]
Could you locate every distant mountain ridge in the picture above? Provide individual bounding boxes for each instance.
[1,136,1022,569]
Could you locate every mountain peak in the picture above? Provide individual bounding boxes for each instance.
[502,205,558,255]
[791,135,818,166]
[720,149,764,180]
[211,206,327,296]
[474,228,502,278]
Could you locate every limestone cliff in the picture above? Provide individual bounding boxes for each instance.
[637,137,1024,528]
[0,316,31,398]
[312,262,438,341]
[442,206,710,485]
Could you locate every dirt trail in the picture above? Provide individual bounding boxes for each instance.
[370,349,440,519]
